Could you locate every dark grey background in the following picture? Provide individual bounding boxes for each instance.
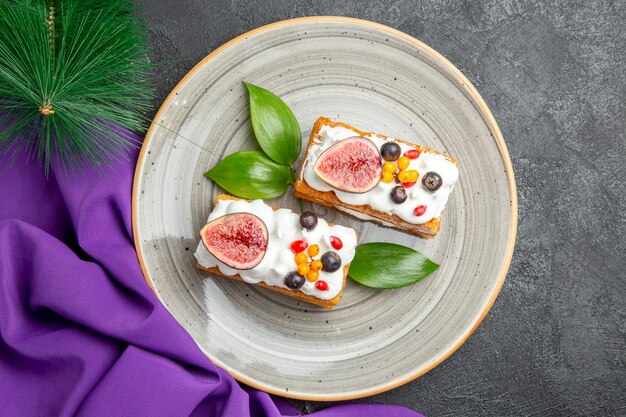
[139,1,626,415]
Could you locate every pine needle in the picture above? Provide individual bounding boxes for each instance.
[0,0,152,175]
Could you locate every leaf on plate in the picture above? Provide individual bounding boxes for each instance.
[348,243,440,289]
[243,81,301,165]
[204,150,292,199]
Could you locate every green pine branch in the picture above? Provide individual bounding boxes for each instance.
[0,0,152,175]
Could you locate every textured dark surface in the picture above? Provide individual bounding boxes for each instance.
[139,1,626,415]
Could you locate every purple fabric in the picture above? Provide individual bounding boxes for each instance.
[0,134,424,417]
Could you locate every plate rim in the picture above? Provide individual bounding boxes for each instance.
[132,16,518,400]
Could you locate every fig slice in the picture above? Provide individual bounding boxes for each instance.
[200,212,268,270]
[313,136,382,193]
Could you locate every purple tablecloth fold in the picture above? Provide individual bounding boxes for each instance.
[0,135,424,417]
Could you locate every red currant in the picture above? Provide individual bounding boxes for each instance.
[290,240,308,253]
[330,236,343,250]
[315,280,329,291]
[413,205,427,216]
[404,149,420,159]
[402,181,416,188]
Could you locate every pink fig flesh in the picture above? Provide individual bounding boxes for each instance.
[313,136,382,193]
[201,213,268,270]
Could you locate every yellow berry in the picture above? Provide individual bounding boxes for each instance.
[308,244,320,257]
[398,170,410,183]
[295,253,308,265]
[381,172,394,183]
[297,263,310,276]
[397,156,410,170]
[311,260,323,271]
[407,169,419,182]
[383,162,396,173]
[307,270,319,282]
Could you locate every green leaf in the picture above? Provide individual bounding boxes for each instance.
[243,81,301,165]
[204,150,292,199]
[348,243,440,289]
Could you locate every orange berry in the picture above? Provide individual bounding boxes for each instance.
[381,172,394,183]
[308,244,320,257]
[311,260,323,271]
[297,263,310,276]
[307,270,319,282]
[397,156,410,170]
[407,169,419,182]
[397,170,410,183]
[295,252,308,265]
[383,162,396,173]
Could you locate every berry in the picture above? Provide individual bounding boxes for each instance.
[308,244,320,257]
[397,156,410,170]
[290,240,308,253]
[390,186,407,204]
[414,205,427,216]
[407,170,419,182]
[422,171,443,192]
[383,162,397,173]
[402,181,416,188]
[295,252,308,265]
[310,260,323,271]
[315,280,329,291]
[297,263,311,276]
[380,142,401,161]
[284,272,305,289]
[330,236,343,250]
[404,149,420,159]
[397,170,410,183]
[307,270,319,282]
[299,211,318,229]
[381,172,395,183]
[321,251,342,272]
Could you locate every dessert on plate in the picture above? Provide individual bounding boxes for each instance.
[194,194,357,309]
[294,117,459,238]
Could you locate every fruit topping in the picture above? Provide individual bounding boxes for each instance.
[321,251,342,272]
[294,252,308,265]
[201,213,268,270]
[397,155,410,170]
[383,162,397,173]
[290,240,308,253]
[299,211,318,230]
[390,186,407,204]
[380,142,401,161]
[397,170,410,183]
[313,136,382,193]
[398,168,418,185]
[422,171,443,192]
[315,280,329,291]
[401,181,416,188]
[404,149,420,159]
[310,260,323,271]
[330,236,343,250]
[308,244,320,257]
[284,272,305,289]
[413,205,427,216]
[381,172,394,183]
[307,270,319,282]
[297,263,310,276]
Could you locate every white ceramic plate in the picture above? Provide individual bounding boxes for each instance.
[133,17,517,400]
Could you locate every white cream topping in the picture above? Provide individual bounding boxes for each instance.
[194,199,357,300]
[302,125,459,225]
